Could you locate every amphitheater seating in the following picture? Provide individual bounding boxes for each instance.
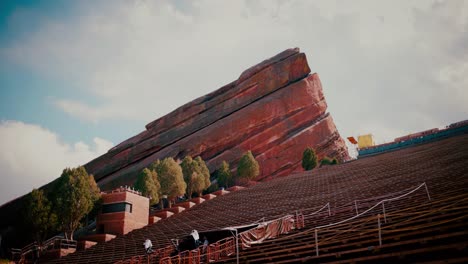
[45,133,468,264]
[358,123,468,157]
[217,192,468,263]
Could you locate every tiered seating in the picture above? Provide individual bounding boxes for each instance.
[46,133,468,264]
[217,191,468,263]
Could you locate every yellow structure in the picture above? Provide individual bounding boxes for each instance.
[358,134,375,149]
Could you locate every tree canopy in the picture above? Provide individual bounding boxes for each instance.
[152,158,186,206]
[181,156,211,198]
[25,188,57,244]
[134,168,161,206]
[302,147,318,171]
[52,166,100,240]
[181,156,199,199]
[195,156,211,190]
[216,161,232,188]
[237,151,260,181]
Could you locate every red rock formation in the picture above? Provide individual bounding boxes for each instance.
[85,48,349,189]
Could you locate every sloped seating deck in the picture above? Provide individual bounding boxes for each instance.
[46,133,468,264]
[216,191,468,263]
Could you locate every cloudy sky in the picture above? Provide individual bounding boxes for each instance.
[0,0,467,205]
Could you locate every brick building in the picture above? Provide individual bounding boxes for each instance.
[96,187,149,235]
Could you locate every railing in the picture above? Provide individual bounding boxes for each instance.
[353,182,430,222]
[11,236,77,264]
[114,201,331,264]
[102,185,143,196]
[358,124,468,157]
[156,236,237,264]
[313,182,431,256]
[115,183,432,263]
[303,202,331,219]
[260,201,332,224]
[10,248,21,262]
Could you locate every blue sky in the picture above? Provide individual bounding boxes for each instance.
[1,0,467,205]
[0,0,143,144]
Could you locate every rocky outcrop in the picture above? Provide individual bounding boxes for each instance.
[85,48,349,189]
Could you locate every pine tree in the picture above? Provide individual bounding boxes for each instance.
[181,156,197,198]
[216,161,232,188]
[237,151,260,181]
[195,156,211,193]
[302,147,318,171]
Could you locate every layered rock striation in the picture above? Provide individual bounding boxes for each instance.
[85,48,349,189]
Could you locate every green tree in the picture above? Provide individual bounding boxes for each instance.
[152,158,186,208]
[134,168,161,206]
[52,166,100,240]
[194,156,211,193]
[190,171,205,198]
[216,161,232,188]
[237,151,260,181]
[25,189,57,244]
[181,156,197,199]
[302,147,318,171]
[181,156,211,198]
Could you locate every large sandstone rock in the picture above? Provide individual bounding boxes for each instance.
[85,48,349,189]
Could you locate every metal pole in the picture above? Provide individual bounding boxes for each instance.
[382,202,387,223]
[302,210,305,228]
[295,210,298,229]
[377,214,382,246]
[355,200,359,215]
[424,183,431,201]
[315,229,319,256]
[235,229,239,264]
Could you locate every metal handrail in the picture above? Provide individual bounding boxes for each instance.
[18,237,78,262]
[313,182,431,256]
[119,183,431,263]
[353,182,431,214]
[317,182,430,230]
[303,202,331,219]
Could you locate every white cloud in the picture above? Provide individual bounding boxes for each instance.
[0,120,113,205]
[2,0,468,144]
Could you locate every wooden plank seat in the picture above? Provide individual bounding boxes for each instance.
[47,134,468,264]
[242,230,468,263]
[215,194,468,264]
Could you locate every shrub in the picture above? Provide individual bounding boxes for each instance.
[302,147,318,171]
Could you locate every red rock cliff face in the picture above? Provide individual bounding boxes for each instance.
[85,48,349,189]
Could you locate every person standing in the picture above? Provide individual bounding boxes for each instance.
[190,230,200,248]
